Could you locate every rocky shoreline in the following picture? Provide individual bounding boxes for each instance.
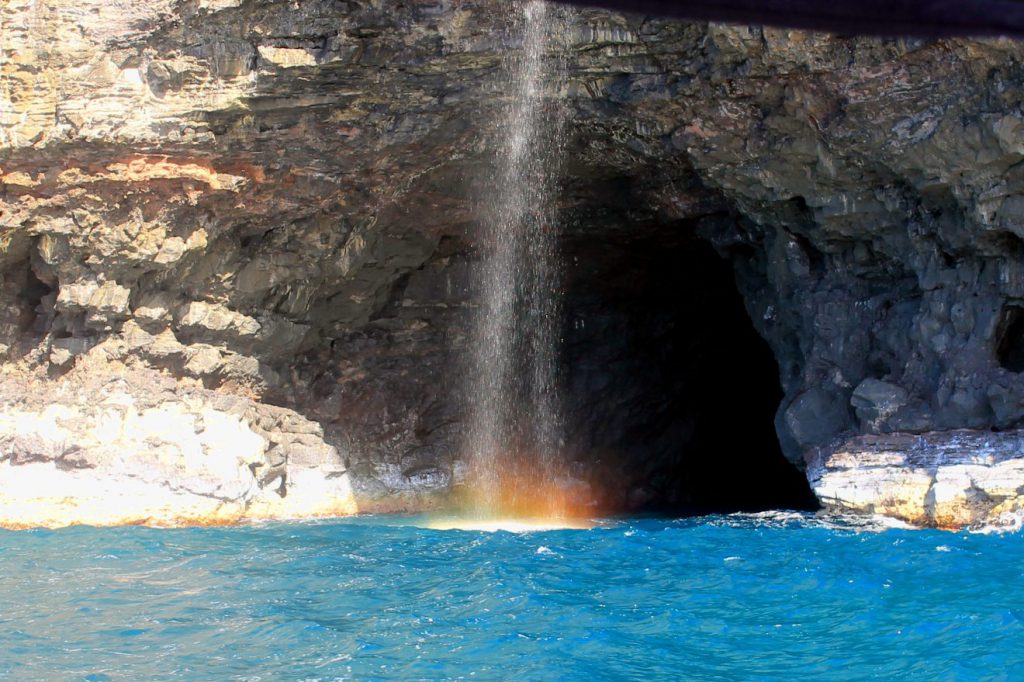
[0,358,454,528]
[3,342,1023,530]
[810,431,1024,530]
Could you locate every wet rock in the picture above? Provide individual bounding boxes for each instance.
[403,465,451,490]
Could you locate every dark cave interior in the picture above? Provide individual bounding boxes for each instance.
[997,305,1024,373]
[561,226,819,514]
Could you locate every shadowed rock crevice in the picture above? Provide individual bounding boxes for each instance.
[0,248,58,359]
[997,305,1024,373]
[561,225,819,514]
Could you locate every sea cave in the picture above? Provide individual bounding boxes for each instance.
[7,0,1024,678]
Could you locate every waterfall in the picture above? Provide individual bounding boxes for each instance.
[464,0,574,519]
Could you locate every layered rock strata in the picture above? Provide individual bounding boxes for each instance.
[4,0,1024,527]
[810,432,1024,529]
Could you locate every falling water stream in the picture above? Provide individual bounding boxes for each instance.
[463,1,579,522]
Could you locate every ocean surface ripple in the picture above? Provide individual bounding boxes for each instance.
[2,513,1022,680]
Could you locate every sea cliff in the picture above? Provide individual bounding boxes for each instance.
[4,0,1024,527]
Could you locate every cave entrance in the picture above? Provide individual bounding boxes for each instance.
[561,227,818,515]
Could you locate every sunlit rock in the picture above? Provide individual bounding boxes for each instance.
[809,431,1024,529]
[0,363,363,528]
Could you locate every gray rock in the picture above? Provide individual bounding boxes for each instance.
[851,379,909,430]
[782,387,851,451]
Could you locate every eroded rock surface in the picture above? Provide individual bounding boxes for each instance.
[810,431,1024,529]
[4,0,1024,527]
[0,354,450,527]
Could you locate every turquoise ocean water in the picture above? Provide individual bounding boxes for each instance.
[1,513,1022,680]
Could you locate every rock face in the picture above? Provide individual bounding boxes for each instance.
[0,364,351,528]
[0,358,444,527]
[4,0,1024,528]
[810,432,1024,529]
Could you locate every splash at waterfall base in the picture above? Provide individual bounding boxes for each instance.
[432,448,604,530]
[425,468,601,532]
[459,0,580,527]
